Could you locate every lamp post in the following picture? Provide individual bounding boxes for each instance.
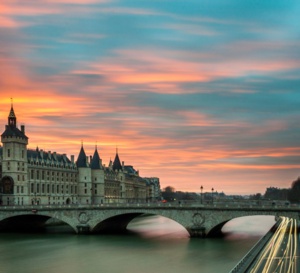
[211,187,214,204]
[200,185,203,204]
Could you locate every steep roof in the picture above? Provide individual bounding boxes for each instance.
[76,146,88,167]
[27,148,74,167]
[1,125,28,139]
[112,152,122,171]
[90,149,102,170]
[1,105,28,140]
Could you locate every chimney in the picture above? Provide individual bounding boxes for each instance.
[71,155,74,163]
[21,125,25,134]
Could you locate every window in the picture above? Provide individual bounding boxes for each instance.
[31,170,34,179]
[7,149,10,157]
[31,183,34,193]
[36,171,40,180]
[22,150,24,159]
[47,184,50,193]
[42,184,45,193]
[37,184,40,193]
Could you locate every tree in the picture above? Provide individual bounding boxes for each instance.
[162,186,176,201]
[163,186,175,193]
[249,193,262,200]
[287,177,300,203]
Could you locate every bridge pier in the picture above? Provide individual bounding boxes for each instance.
[76,224,90,234]
[187,226,206,238]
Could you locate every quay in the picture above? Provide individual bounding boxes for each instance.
[230,216,299,273]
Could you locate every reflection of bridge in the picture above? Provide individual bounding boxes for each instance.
[0,203,299,237]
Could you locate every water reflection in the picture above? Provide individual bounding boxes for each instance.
[0,215,276,273]
[128,215,190,239]
[222,215,275,239]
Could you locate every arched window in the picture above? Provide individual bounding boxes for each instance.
[0,176,14,194]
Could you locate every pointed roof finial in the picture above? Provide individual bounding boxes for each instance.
[95,141,98,150]
[11,97,13,108]
[8,98,16,125]
[116,145,118,154]
[81,139,83,147]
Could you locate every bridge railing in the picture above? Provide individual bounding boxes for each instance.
[0,202,299,210]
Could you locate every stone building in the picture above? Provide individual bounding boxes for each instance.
[0,104,161,205]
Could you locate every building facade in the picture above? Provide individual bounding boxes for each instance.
[0,105,161,205]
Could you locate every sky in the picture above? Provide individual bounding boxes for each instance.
[0,0,300,195]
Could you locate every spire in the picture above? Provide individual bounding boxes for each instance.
[112,149,122,171]
[76,145,88,167]
[90,146,102,170]
[8,98,16,127]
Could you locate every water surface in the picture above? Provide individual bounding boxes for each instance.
[0,215,275,273]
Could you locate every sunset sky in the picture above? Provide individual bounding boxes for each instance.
[1,0,300,194]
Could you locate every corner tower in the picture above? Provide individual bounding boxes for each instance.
[0,102,29,205]
[90,145,104,204]
[76,145,92,204]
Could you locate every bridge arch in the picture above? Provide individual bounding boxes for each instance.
[89,210,191,235]
[204,210,294,237]
[0,211,78,233]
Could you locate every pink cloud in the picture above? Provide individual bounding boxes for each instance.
[0,15,22,28]
[70,46,300,95]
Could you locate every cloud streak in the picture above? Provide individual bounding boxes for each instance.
[1,0,300,194]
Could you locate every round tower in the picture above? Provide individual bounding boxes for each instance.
[76,145,92,205]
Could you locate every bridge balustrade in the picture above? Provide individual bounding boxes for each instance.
[0,201,298,211]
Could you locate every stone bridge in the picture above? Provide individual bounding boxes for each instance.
[0,203,299,237]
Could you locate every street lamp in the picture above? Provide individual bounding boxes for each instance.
[200,186,203,204]
[211,187,214,204]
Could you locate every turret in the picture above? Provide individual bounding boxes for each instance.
[76,145,92,204]
[90,145,104,204]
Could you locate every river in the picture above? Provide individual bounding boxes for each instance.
[0,215,275,273]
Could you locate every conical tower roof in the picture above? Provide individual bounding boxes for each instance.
[91,147,102,170]
[76,145,88,167]
[112,149,122,171]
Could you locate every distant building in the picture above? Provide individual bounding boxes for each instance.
[264,187,289,201]
[0,104,161,205]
